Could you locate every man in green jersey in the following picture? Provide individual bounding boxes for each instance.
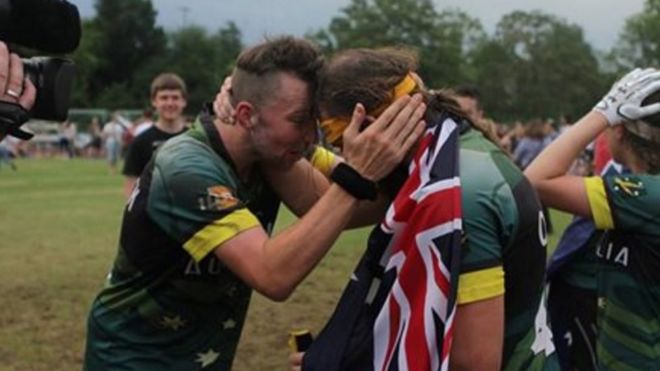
[526,68,660,369]
[83,37,426,371]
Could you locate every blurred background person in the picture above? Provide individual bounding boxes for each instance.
[453,83,484,124]
[0,136,18,170]
[133,108,154,137]
[513,119,546,169]
[102,111,126,174]
[58,120,77,159]
[453,83,502,145]
[121,73,188,198]
[84,117,103,158]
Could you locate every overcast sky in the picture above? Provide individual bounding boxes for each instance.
[69,0,646,51]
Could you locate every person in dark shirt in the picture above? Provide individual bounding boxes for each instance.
[122,73,188,198]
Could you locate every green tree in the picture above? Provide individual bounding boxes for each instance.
[90,0,167,108]
[613,0,660,69]
[473,11,605,121]
[70,19,103,107]
[156,23,242,114]
[212,21,243,78]
[309,0,485,88]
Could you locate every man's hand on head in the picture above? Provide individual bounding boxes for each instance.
[214,76,235,124]
[341,94,427,182]
[594,67,660,126]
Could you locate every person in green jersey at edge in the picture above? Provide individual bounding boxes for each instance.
[525,68,660,370]
[281,47,558,370]
[82,37,427,371]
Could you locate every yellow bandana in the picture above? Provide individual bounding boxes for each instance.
[320,73,418,146]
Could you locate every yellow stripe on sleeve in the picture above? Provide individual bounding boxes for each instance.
[310,146,337,177]
[183,208,261,262]
[585,177,614,230]
[457,266,505,305]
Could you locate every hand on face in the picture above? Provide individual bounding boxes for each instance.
[341,93,427,181]
[0,42,36,111]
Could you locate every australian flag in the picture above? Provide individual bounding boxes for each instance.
[303,113,464,371]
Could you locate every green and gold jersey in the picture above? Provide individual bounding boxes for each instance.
[458,129,558,370]
[585,174,660,370]
[84,120,281,371]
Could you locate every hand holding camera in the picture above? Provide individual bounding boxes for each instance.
[0,41,36,140]
[0,0,80,140]
[0,42,36,109]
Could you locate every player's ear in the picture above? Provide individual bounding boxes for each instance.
[235,102,257,129]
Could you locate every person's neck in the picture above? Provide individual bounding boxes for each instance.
[215,118,257,182]
[155,118,184,134]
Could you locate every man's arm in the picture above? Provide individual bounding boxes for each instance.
[215,95,426,301]
[265,156,390,228]
[524,111,605,217]
[215,184,358,300]
[450,296,504,371]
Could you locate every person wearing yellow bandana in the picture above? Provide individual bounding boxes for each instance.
[526,68,660,370]
[272,48,558,371]
[319,71,419,148]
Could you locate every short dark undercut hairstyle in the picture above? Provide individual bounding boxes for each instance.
[231,36,324,109]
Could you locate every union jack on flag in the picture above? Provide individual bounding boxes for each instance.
[303,113,463,371]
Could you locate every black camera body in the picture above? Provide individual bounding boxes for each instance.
[23,57,76,122]
[0,0,80,138]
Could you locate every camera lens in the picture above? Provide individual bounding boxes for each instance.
[22,57,76,121]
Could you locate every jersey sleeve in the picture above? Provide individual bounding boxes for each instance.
[458,209,505,305]
[456,265,505,305]
[309,145,337,177]
[457,174,510,305]
[147,140,261,262]
[586,175,660,235]
[584,176,615,230]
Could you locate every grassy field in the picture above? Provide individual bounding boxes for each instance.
[0,158,570,371]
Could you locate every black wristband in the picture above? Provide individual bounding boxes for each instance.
[330,162,378,200]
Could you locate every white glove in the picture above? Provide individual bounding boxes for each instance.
[594,68,660,125]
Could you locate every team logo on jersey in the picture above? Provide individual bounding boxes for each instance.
[612,176,645,197]
[198,185,239,211]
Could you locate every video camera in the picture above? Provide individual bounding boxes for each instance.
[0,0,81,139]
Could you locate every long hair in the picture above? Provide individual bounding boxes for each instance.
[623,90,660,174]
